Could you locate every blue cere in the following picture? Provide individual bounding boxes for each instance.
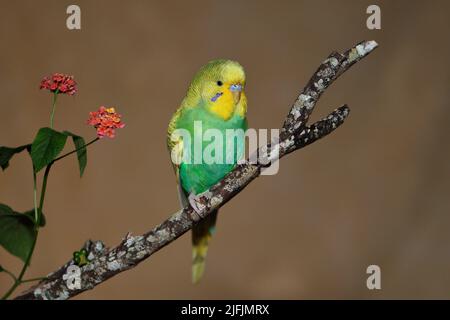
[230,84,242,92]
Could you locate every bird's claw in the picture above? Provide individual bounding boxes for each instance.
[188,193,206,218]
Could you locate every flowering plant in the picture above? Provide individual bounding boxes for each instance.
[0,73,124,299]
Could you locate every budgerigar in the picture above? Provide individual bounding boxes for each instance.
[167,60,247,283]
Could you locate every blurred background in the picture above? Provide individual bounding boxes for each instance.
[1,0,450,299]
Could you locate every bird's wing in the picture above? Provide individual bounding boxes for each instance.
[167,102,217,284]
[167,105,184,152]
[167,107,189,208]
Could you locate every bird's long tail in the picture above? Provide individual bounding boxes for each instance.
[192,210,218,283]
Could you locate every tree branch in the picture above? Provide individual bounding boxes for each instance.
[14,40,378,300]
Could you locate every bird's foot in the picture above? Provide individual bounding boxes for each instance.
[188,192,207,219]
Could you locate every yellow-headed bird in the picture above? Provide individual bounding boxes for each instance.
[167,60,247,283]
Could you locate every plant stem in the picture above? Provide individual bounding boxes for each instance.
[50,92,58,129]
[2,268,17,282]
[33,169,39,225]
[53,137,99,163]
[38,164,53,220]
[21,276,47,283]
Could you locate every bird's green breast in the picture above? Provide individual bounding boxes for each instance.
[176,107,247,194]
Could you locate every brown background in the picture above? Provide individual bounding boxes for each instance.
[1,0,450,299]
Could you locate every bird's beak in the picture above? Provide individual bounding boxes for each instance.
[230,84,242,104]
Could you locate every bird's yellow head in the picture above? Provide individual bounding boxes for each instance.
[183,59,247,121]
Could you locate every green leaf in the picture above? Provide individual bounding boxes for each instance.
[0,205,36,263]
[31,127,67,172]
[0,144,30,171]
[0,205,45,226]
[0,203,14,215]
[63,131,87,177]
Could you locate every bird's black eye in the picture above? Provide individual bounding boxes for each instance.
[217,80,223,86]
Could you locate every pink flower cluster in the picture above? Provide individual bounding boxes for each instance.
[40,73,77,95]
[87,106,125,139]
